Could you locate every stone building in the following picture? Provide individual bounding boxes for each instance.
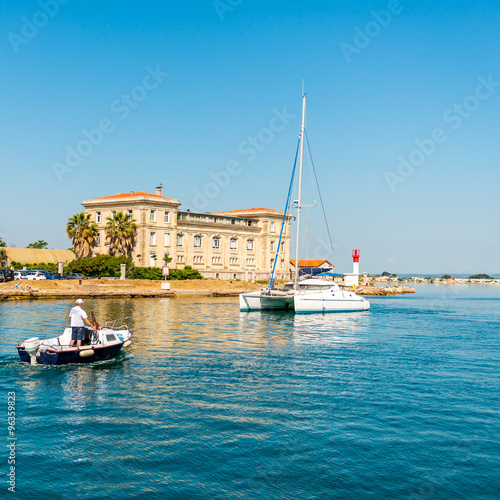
[82,186,292,280]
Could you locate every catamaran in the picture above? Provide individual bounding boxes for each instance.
[239,94,370,314]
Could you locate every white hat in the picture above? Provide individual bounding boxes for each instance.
[76,299,84,304]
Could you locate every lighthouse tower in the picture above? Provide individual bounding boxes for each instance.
[344,249,361,288]
[352,249,360,275]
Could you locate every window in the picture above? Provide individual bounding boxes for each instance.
[246,239,254,251]
[149,253,156,267]
[164,211,170,223]
[212,257,222,264]
[194,256,203,264]
[96,212,101,223]
[150,210,156,222]
[150,232,156,245]
[95,233,100,245]
[270,241,275,252]
[128,210,133,220]
[177,234,183,247]
[281,242,285,253]
[213,237,220,249]
[112,211,116,218]
[230,238,237,250]
[270,259,274,269]
[177,255,184,263]
[247,221,252,227]
[164,233,170,246]
[246,258,255,266]
[231,219,235,225]
[270,222,275,233]
[230,258,238,265]
[194,235,202,248]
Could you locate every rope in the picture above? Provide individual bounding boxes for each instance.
[304,130,335,260]
[269,137,301,289]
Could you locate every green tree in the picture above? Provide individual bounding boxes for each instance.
[0,237,6,247]
[0,247,7,267]
[468,274,493,280]
[163,254,172,265]
[441,274,452,279]
[66,212,98,259]
[26,240,48,249]
[105,211,137,257]
[381,271,391,277]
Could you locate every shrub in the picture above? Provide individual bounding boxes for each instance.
[126,265,203,281]
[67,255,133,278]
[10,261,62,273]
[126,267,163,280]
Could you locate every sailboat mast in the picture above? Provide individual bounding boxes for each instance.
[294,93,307,290]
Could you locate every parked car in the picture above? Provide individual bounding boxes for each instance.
[0,270,15,282]
[44,272,62,280]
[14,271,28,280]
[64,273,88,280]
[25,271,47,281]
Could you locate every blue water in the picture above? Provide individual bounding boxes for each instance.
[0,284,499,499]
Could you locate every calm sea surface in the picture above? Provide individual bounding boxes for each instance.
[0,284,499,499]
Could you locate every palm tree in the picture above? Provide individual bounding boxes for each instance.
[105,211,137,257]
[0,248,7,267]
[66,212,98,259]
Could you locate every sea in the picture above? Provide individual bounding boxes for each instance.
[0,284,498,500]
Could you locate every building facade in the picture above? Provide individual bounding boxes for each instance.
[82,187,292,280]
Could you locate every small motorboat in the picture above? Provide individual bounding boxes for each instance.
[16,315,132,365]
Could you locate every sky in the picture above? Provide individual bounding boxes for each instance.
[0,0,499,275]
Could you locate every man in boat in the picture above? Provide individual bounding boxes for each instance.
[69,299,96,347]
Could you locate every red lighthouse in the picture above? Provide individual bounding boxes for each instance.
[352,249,360,275]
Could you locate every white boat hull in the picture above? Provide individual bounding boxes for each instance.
[240,287,370,313]
[293,290,370,314]
[239,291,294,311]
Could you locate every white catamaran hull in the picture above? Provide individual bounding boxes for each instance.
[239,291,294,311]
[293,290,370,314]
[240,288,370,313]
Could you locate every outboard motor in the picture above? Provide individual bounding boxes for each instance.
[24,337,40,365]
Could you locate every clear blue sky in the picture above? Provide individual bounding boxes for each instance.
[1,0,499,275]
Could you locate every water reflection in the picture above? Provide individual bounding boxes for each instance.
[0,287,499,499]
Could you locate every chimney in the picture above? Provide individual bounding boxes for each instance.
[155,184,163,197]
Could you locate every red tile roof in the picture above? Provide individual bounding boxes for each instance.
[290,260,334,268]
[86,192,179,203]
